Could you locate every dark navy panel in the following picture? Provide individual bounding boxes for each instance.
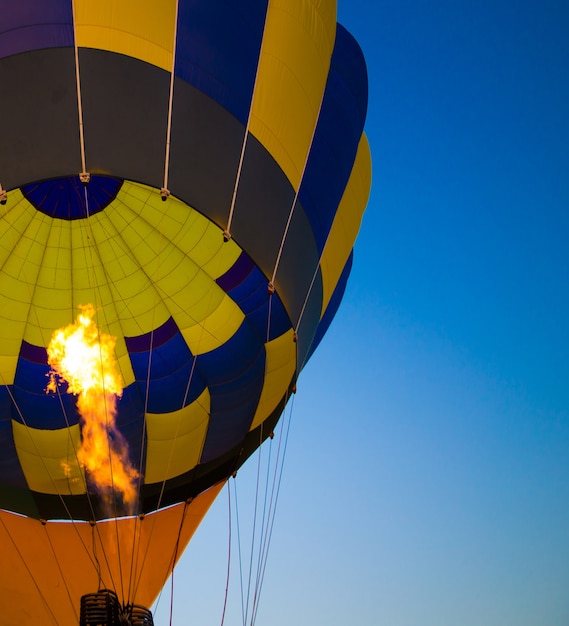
[226,266,291,341]
[0,0,73,60]
[0,48,81,190]
[128,332,206,414]
[298,24,369,253]
[114,387,146,483]
[21,176,122,220]
[197,320,265,461]
[125,317,180,353]
[333,25,369,125]
[294,271,324,373]
[79,49,170,189]
[230,133,296,277]
[305,252,353,364]
[273,198,322,326]
[168,78,246,229]
[175,0,268,125]
[115,384,145,430]
[216,251,256,292]
[13,342,79,430]
[217,251,291,340]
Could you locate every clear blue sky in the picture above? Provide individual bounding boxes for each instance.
[154,1,569,624]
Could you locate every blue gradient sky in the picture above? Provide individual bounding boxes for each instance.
[154,1,569,624]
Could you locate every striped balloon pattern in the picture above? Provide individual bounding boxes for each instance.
[0,0,370,620]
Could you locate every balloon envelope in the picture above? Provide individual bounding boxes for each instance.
[0,0,370,622]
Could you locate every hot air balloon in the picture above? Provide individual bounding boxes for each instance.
[0,0,371,623]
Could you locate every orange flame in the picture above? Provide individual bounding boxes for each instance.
[47,305,139,512]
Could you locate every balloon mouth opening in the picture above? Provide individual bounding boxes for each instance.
[21,175,123,220]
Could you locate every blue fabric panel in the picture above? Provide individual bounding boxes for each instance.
[13,343,79,429]
[115,384,145,429]
[298,24,369,252]
[21,176,123,220]
[217,252,291,340]
[0,0,74,60]
[174,0,268,125]
[0,388,28,489]
[306,252,353,363]
[129,332,206,414]
[114,394,146,479]
[227,266,291,341]
[197,320,265,461]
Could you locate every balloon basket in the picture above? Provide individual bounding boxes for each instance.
[79,590,154,626]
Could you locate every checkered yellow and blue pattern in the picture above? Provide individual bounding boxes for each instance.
[0,0,371,522]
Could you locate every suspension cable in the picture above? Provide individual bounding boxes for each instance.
[220,481,233,626]
[168,499,190,626]
[224,0,272,239]
[269,102,326,291]
[243,425,263,626]
[162,0,180,198]
[42,521,79,623]
[71,0,88,179]
[251,395,295,625]
[0,514,59,625]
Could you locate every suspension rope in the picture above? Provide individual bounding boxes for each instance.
[249,431,274,623]
[294,214,349,374]
[91,521,103,590]
[0,515,59,625]
[224,0,272,240]
[71,0,88,179]
[231,396,296,626]
[233,477,246,626]
[168,499,190,626]
[162,0,180,198]
[220,481,233,626]
[269,71,329,291]
[42,521,79,623]
[243,425,263,626]
[250,395,294,626]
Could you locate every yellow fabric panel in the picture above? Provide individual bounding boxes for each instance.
[145,389,210,483]
[187,226,241,279]
[2,214,49,291]
[12,421,85,496]
[0,327,23,363]
[34,219,72,290]
[320,134,372,312]
[250,329,296,430]
[111,186,245,349]
[0,355,18,385]
[117,349,136,387]
[0,189,33,268]
[0,271,31,322]
[0,484,224,625]
[83,208,170,338]
[24,217,73,345]
[180,290,244,355]
[249,0,337,190]
[74,0,177,71]
[122,184,241,280]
